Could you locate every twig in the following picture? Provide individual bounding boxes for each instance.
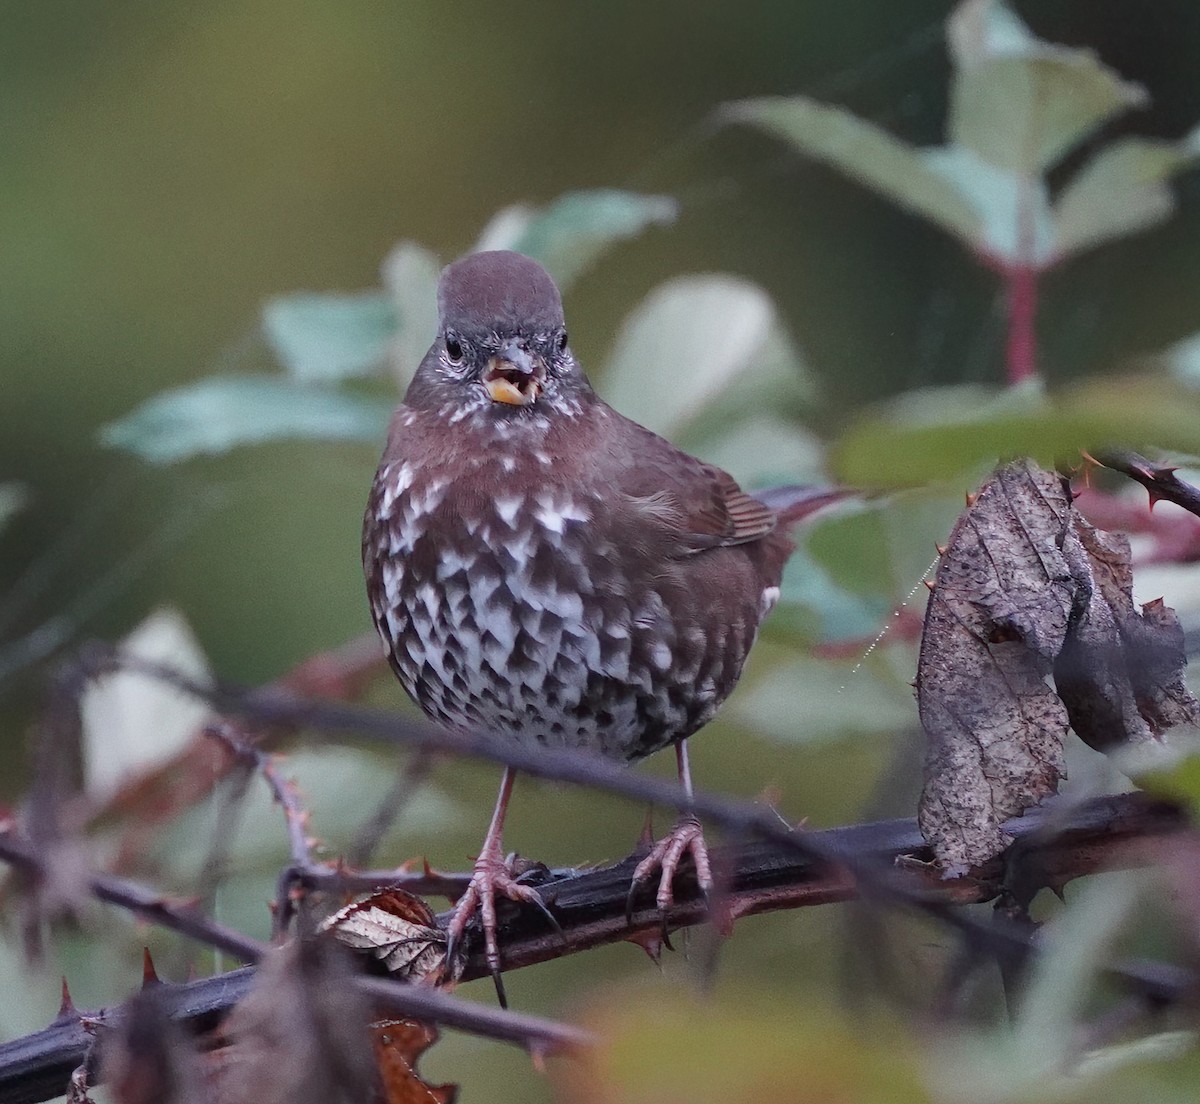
[0,831,265,963]
[1093,450,1200,519]
[96,633,387,871]
[203,722,320,936]
[0,794,1188,1104]
[84,651,1195,972]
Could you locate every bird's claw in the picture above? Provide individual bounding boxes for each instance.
[625,814,713,934]
[443,846,556,1008]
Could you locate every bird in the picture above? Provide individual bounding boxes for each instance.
[362,250,837,1004]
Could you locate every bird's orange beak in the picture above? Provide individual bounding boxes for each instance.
[482,341,545,406]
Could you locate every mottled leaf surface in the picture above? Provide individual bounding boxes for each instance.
[919,460,1200,872]
[917,461,1074,874]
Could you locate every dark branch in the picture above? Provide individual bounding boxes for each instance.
[1093,449,1200,518]
[0,792,1187,1104]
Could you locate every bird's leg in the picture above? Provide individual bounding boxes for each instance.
[629,742,714,917]
[443,768,554,1007]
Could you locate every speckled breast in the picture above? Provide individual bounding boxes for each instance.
[363,456,767,762]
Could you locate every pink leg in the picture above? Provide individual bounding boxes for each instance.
[630,742,713,914]
[443,768,553,1007]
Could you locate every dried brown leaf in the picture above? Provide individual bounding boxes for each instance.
[917,460,1074,874]
[205,939,378,1104]
[917,459,1200,874]
[1055,519,1200,750]
[320,886,461,984]
[102,988,201,1104]
[373,1019,458,1104]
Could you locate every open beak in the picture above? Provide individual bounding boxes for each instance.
[482,340,546,407]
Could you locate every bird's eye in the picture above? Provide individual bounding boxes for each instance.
[444,335,464,364]
[557,330,569,353]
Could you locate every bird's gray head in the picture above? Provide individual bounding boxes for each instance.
[405,250,592,420]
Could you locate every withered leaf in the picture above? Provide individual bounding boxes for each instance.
[320,886,462,984]
[373,1019,458,1104]
[102,987,200,1104]
[205,939,377,1104]
[918,459,1200,874]
[917,461,1074,875]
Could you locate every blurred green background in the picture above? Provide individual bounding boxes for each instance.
[6,2,1200,1101]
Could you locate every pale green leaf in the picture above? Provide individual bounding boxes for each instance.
[831,376,1200,488]
[922,145,1056,265]
[262,291,396,382]
[1055,132,1200,259]
[188,746,461,868]
[81,607,213,802]
[731,652,914,746]
[724,96,982,248]
[948,0,1147,173]
[1122,728,1200,817]
[694,415,824,489]
[100,376,393,463]
[602,275,810,440]
[478,190,678,290]
[1164,329,1200,387]
[776,546,892,644]
[1013,871,1145,1077]
[474,203,537,253]
[380,240,441,387]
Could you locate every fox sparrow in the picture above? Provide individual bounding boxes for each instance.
[363,250,834,1003]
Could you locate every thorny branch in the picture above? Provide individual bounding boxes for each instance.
[0,790,1190,1103]
[59,646,1200,970]
[3,619,1199,1102]
[1094,448,1200,519]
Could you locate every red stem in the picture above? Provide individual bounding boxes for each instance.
[1005,261,1038,385]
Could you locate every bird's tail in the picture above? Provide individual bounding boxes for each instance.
[752,485,850,529]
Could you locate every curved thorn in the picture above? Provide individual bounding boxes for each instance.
[142,947,161,988]
[57,977,75,1019]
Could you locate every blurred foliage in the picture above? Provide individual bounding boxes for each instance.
[7,0,1200,1101]
[726,0,1200,269]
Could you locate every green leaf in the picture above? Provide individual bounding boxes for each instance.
[100,376,393,463]
[1164,329,1200,387]
[476,189,678,290]
[1123,729,1200,816]
[831,376,1200,488]
[732,646,913,745]
[921,145,1055,265]
[1012,871,1145,1079]
[776,545,893,644]
[262,291,397,382]
[1054,131,1200,259]
[724,96,983,249]
[0,483,26,535]
[947,0,1147,174]
[691,415,824,489]
[381,241,442,387]
[602,275,811,440]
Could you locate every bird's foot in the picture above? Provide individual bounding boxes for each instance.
[627,814,713,927]
[443,841,558,1008]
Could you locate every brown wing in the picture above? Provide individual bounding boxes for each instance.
[684,467,777,547]
[601,412,777,556]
